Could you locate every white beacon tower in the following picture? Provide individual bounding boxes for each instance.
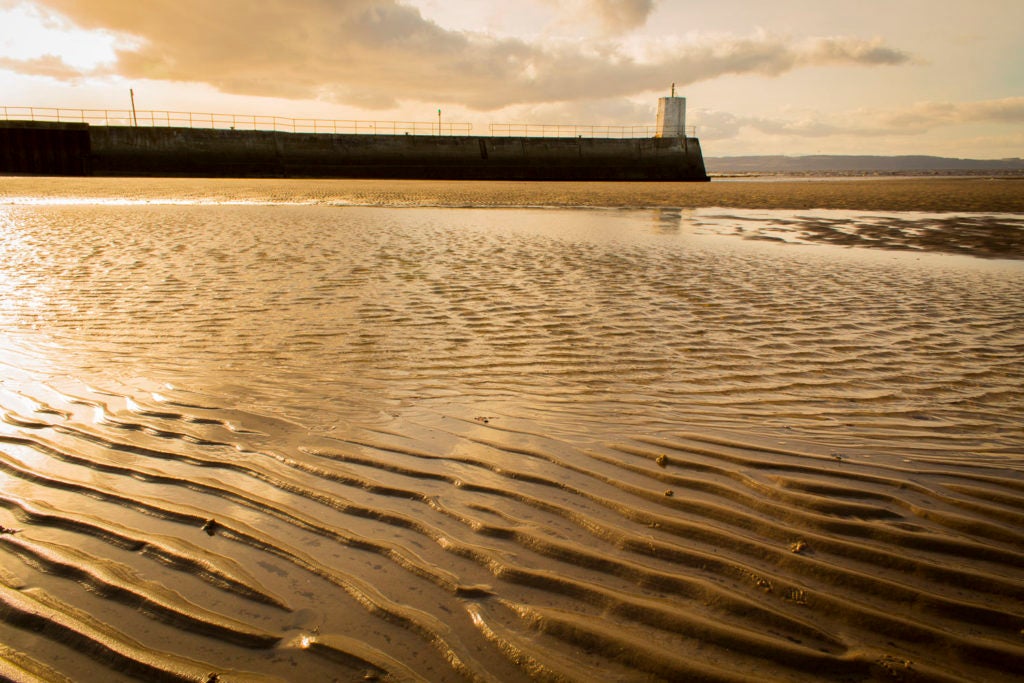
[655,84,686,138]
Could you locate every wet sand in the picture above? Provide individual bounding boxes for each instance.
[0,179,1022,682]
[3,174,1024,212]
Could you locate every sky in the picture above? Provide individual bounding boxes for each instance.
[1,0,1022,158]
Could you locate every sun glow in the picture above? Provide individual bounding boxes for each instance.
[0,3,129,71]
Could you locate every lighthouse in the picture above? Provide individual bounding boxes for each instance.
[655,84,686,138]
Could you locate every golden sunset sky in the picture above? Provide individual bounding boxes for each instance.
[1,0,1021,157]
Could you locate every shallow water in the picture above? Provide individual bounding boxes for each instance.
[0,181,1022,681]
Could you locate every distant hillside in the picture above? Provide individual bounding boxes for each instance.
[705,155,1024,175]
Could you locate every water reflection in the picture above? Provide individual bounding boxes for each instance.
[1,202,1020,446]
[1,193,1023,682]
[651,207,683,234]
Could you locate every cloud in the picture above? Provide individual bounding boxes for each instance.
[590,0,656,32]
[878,97,1024,129]
[967,97,1024,123]
[696,97,1024,141]
[743,116,840,138]
[21,0,911,110]
[499,97,655,127]
[537,0,656,35]
[692,110,745,140]
[695,110,841,141]
[800,36,909,65]
[0,54,86,80]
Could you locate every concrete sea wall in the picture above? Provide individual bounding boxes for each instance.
[0,121,91,175]
[1,121,709,181]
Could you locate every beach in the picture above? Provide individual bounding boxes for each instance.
[0,176,1022,681]
[5,175,1024,212]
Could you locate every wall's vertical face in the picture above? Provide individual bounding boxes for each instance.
[684,137,708,179]
[0,122,708,180]
[655,97,686,138]
[0,122,90,175]
[85,127,710,179]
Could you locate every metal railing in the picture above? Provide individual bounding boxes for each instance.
[0,106,473,136]
[489,123,696,138]
[2,106,698,139]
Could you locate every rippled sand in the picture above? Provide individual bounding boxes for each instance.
[0,179,1022,682]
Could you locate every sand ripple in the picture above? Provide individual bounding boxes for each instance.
[1,384,1022,681]
[0,187,1022,681]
